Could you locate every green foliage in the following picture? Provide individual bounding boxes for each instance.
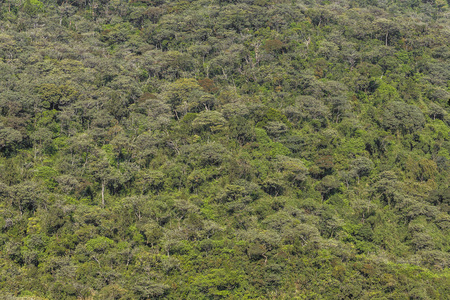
[192,111,227,134]
[23,0,44,16]
[382,101,426,134]
[85,237,114,253]
[34,166,58,190]
[0,0,448,298]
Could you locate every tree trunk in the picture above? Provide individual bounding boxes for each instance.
[101,180,105,208]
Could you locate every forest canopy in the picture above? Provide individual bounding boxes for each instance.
[0,0,449,299]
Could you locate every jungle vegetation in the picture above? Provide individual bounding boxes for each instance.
[0,0,449,298]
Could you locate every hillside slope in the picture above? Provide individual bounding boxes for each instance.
[0,0,449,299]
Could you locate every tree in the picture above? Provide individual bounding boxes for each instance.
[8,181,43,215]
[192,111,227,134]
[316,175,340,202]
[31,127,53,161]
[37,83,79,111]
[375,18,401,47]
[298,96,330,125]
[0,125,22,154]
[282,223,320,247]
[275,155,309,187]
[350,157,374,184]
[428,102,447,121]
[329,95,351,123]
[23,0,44,16]
[164,78,206,119]
[382,101,425,134]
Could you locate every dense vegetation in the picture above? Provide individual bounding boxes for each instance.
[0,0,449,298]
